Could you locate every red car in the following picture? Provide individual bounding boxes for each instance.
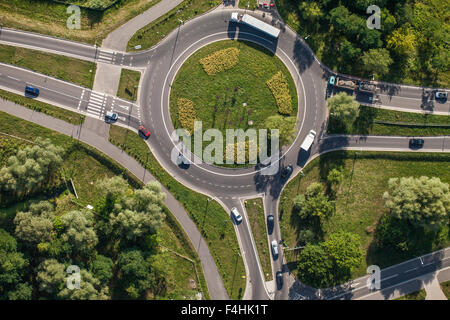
[138,125,150,139]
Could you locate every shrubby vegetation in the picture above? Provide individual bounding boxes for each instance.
[0,136,197,300]
[277,0,450,86]
[177,98,197,134]
[199,48,240,75]
[266,71,293,115]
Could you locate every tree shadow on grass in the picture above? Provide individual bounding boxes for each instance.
[352,106,377,135]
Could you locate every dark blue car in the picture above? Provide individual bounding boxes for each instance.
[25,86,39,98]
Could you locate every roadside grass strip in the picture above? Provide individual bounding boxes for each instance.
[266,71,292,115]
[199,48,240,76]
[177,98,197,134]
[0,89,85,125]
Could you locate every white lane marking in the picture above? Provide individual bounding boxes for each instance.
[382,274,398,282]
[6,75,21,82]
[405,268,417,273]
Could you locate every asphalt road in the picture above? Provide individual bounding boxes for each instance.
[0,6,449,301]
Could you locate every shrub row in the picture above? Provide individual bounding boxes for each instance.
[266,71,293,115]
[177,98,197,134]
[199,48,240,75]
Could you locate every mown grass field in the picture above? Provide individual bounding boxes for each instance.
[328,105,450,136]
[0,110,209,300]
[0,44,96,88]
[127,0,221,51]
[244,198,272,281]
[395,289,427,300]
[109,125,246,299]
[170,40,298,163]
[0,0,161,44]
[117,69,141,102]
[279,151,450,280]
[0,90,84,125]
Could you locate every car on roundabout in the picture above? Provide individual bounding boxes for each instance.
[138,125,150,139]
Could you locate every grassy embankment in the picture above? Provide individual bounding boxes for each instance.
[127,0,222,51]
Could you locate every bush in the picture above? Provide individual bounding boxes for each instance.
[266,71,292,115]
[177,98,197,134]
[199,48,240,75]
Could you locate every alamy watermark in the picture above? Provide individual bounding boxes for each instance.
[170,121,280,175]
[366,5,381,30]
[66,265,81,290]
[66,5,81,30]
[366,265,381,290]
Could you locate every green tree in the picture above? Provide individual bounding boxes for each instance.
[383,176,450,232]
[110,181,166,241]
[58,269,109,300]
[323,231,362,277]
[387,28,416,56]
[327,92,360,129]
[265,115,297,147]
[118,249,154,299]
[36,259,66,297]
[0,228,29,299]
[297,244,333,288]
[7,283,32,300]
[299,1,323,27]
[293,182,335,221]
[91,255,114,286]
[61,210,98,256]
[327,167,343,188]
[0,138,64,200]
[361,48,393,77]
[14,201,56,246]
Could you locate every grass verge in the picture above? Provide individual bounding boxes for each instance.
[0,44,96,88]
[0,90,85,125]
[117,69,141,102]
[440,280,450,300]
[279,151,450,280]
[0,0,161,44]
[0,110,209,300]
[238,0,258,10]
[244,198,272,281]
[395,289,427,300]
[127,0,221,51]
[328,105,450,136]
[109,124,246,299]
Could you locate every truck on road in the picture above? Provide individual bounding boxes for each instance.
[358,81,378,93]
[334,76,358,91]
[300,130,316,151]
[230,12,280,38]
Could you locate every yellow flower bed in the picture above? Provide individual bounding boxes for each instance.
[200,48,240,75]
[177,98,197,134]
[224,139,259,164]
[266,71,292,115]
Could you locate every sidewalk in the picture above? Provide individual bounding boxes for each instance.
[0,99,229,300]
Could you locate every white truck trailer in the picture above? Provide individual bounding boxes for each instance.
[300,130,316,151]
[230,12,280,38]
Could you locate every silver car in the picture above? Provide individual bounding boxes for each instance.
[271,240,279,258]
[231,207,243,223]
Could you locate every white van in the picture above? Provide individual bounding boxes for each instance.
[231,207,243,223]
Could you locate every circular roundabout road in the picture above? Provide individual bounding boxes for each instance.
[134,8,327,201]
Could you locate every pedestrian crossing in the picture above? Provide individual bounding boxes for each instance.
[97,50,116,63]
[86,91,106,118]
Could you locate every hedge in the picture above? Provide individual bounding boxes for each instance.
[177,98,197,134]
